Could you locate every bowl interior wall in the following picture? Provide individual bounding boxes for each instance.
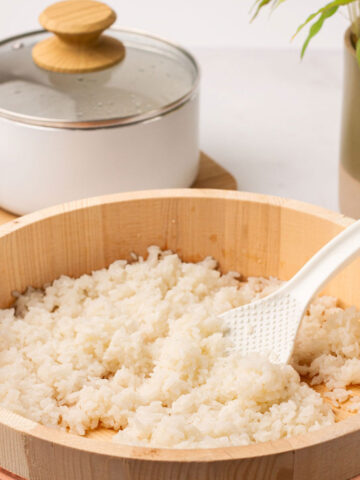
[0,195,358,309]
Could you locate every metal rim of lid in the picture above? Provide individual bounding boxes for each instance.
[0,27,200,130]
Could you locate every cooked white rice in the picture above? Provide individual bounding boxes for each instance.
[0,246,359,448]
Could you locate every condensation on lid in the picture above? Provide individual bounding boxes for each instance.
[0,28,199,129]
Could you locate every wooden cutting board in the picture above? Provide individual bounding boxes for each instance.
[0,152,237,226]
[0,468,23,480]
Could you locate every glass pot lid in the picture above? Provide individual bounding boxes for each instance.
[0,2,199,129]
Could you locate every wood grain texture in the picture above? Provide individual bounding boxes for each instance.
[39,0,116,35]
[1,189,360,479]
[32,0,125,73]
[192,153,237,190]
[0,209,16,226]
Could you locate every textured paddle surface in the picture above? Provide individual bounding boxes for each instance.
[222,291,305,364]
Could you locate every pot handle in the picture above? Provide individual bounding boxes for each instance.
[32,0,125,74]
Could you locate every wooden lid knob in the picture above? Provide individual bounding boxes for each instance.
[39,0,116,37]
[32,0,125,74]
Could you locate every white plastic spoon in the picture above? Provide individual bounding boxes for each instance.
[221,220,360,364]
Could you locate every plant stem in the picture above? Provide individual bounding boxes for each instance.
[348,2,360,38]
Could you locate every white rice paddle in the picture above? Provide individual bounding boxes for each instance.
[221,220,360,364]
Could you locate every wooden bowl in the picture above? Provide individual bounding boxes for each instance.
[1,189,360,480]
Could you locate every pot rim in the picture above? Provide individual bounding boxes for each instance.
[0,28,200,130]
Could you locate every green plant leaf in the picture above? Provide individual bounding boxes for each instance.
[274,0,288,7]
[356,37,360,68]
[293,0,355,39]
[268,0,288,15]
[249,0,360,61]
[251,0,274,20]
[300,6,339,58]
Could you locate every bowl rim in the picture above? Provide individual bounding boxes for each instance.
[0,188,357,463]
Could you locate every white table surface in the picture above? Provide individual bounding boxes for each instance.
[193,47,343,212]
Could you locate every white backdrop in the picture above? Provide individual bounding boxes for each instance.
[0,0,348,50]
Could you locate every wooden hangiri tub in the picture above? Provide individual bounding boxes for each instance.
[0,189,360,480]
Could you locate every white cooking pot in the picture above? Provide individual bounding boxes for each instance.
[0,1,200,215]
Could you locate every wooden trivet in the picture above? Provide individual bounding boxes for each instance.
[0,152,237,226]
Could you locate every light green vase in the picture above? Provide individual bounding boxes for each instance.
[339,28,360,218]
